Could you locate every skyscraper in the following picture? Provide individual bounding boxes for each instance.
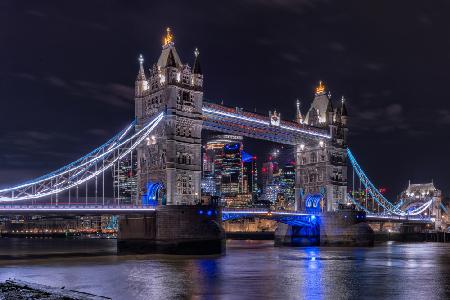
[242,152,258,200]
[280,163,296,209]
[202,135,243,196]
[221,142,243,195]
[113,149,138,204]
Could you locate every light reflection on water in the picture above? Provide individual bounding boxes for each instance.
[0,239,449,299]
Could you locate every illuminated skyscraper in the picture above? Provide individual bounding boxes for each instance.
[113,150,138,204]
[242,152,258,200]
[261,161,279,193]
[221,142,243,195]
[202,135,243,196]
[280,163,296,209]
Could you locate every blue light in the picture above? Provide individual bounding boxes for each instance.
[224,143,240,151]
[143,181,164,206]
[241,151,253,163]
[199,210,204,215]
[207,210,212,216]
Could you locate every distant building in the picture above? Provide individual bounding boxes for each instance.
[242,152,258,200]
[399,181,444,229]
[261,161,280,193]
[202,135,257,207]
[202,135,243,196]
[280,163,296,209]
[113,150,138,204]
[221,142,243,195]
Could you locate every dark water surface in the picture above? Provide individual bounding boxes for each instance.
[0,239,449,299]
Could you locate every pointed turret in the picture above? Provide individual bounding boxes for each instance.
[340,96,348,126]
[135,54,148,96]
[326,99,334,124]
[334,106,341,124]
[295,99,303,124]
[192,48,203,88]
[193,48,202,75]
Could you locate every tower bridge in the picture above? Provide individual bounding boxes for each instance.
[0,28,445,253]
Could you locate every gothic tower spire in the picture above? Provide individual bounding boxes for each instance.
[295,99,303,124]
[135,54,148,96]
[340,96,348,126]
[193,48,202,75]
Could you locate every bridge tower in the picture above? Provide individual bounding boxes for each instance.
[296,82,348,211]
[134,28,203,205]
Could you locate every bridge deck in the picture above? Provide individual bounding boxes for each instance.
[202,102,330,144]
[0,205,432,224]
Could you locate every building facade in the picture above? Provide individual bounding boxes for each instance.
[400,181,443,228]
[296,81,348,211]
[112,150,138,204]
[134,28,203,205]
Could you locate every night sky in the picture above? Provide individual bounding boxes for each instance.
[1,1,450,198]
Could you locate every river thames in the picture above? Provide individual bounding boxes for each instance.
[0,239,449,299]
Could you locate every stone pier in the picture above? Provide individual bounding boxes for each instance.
[274,210,374,247]
[117,205,225,255]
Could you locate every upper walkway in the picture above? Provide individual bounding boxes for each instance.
[202,102,330,145]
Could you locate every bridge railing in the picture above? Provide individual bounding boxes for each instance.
[0,204,156,210]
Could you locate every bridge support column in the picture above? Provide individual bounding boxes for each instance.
[117,205,225,255]
[320,210,374,246]
[274,223,320,246]
[274,210,374,247]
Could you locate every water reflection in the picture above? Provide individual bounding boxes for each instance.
[0,239,449,299]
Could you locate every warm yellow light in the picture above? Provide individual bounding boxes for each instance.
[163,27,174,46]
[315,80,325,94]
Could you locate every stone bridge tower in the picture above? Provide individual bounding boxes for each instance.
[296,81,348,212]
[134,28,203,205]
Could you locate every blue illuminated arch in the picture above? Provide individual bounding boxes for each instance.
[305,194,322,213]
[142,181,165,206]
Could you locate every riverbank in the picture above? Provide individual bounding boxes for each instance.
[0,280,110,299]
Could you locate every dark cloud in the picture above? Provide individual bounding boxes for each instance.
[329,42,346,52]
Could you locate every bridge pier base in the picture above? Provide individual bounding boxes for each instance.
[274,223,320,246]
[274,210,374,247]
[320,210,374,246]
[117,205,225,255]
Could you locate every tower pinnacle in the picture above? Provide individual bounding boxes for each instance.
[136,54,146,81]
[315,80,326,94]
[340,95,348,118]
[163,27,174,47]
[135,54,147,95]
[295,99,303,124]
[193,48,202,75]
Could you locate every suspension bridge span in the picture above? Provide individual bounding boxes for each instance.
[0,28,444,253]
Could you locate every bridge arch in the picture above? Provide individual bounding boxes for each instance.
[142,181,166,206]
